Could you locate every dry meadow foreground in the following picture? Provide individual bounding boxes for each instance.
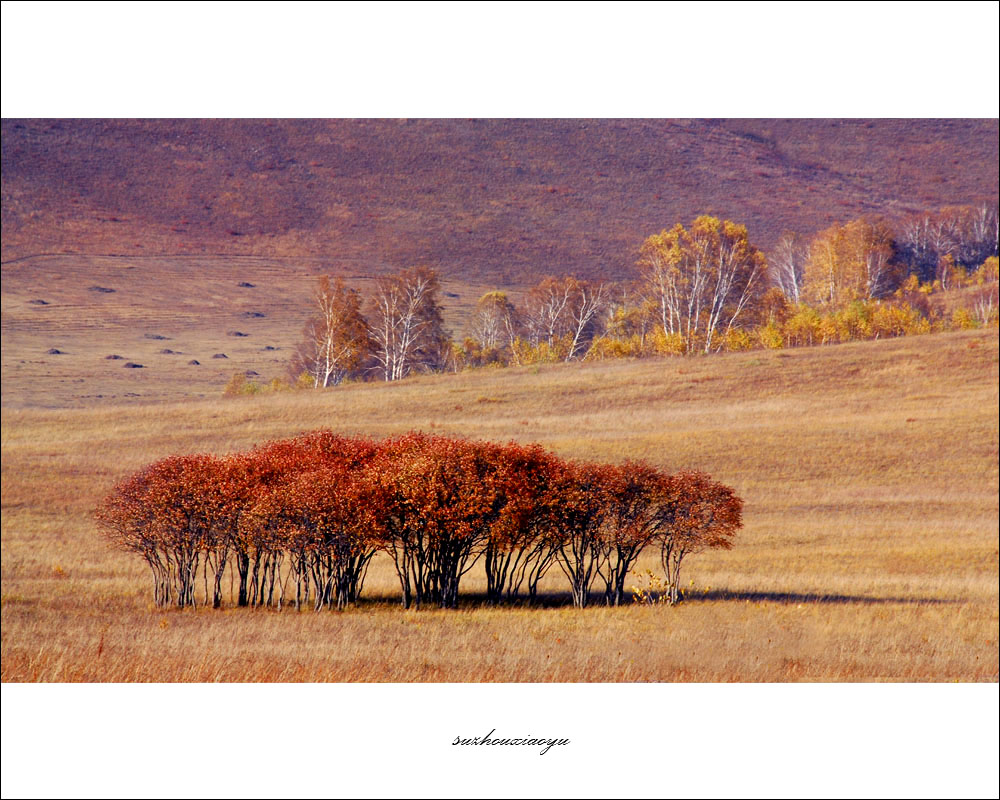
[1,328,997,681]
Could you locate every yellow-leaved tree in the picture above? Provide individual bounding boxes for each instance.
[637,215,767,354]
[803,218,901,308]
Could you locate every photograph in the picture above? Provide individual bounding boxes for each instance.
[1,3,997,798]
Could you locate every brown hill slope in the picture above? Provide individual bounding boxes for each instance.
[3,119,997,282]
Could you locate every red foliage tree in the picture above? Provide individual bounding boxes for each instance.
[482,442,562,603]
[374,433,515,608]
[545,460,614,608]
[244,464,386,610]
[96,454,231,608]
[595,461,665,606]
[655,471,743,604]
[238,432,382,607]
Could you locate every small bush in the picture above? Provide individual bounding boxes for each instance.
[951,308,979,330]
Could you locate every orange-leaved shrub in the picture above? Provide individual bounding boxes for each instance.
[96,432,743,610]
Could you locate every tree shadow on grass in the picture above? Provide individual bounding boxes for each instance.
[353,590,579,611]
[357,588,954,611]
[311,588,954,613]
[683,589,953,606]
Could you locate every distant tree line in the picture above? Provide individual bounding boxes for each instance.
[215,204,998,395]
[96,432,742,610]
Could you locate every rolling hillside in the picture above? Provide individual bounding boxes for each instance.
[3,119,997,283]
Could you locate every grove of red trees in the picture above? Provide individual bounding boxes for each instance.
[96,432,742,611]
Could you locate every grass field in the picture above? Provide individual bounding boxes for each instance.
[2,326,997,681]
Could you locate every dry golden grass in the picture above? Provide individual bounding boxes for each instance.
[2,327,997,681]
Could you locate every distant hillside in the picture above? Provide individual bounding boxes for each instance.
[2,119,997,283]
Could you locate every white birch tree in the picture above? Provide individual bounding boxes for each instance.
[291,276,370,387]
[770,232,808,304]
[368,266,447,381]
[637,216,767,353]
